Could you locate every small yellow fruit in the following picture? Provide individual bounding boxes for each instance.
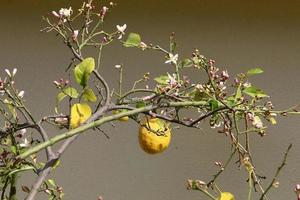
[112,110,129,122]
[70,103,92,129]
[218,192,235,200]
[138,117,171,154]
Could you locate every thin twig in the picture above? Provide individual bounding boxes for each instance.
[259,144,293,200]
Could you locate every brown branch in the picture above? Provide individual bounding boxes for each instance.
[259,144,293,200]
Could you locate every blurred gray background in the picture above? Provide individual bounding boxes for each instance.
[1,0,300,199]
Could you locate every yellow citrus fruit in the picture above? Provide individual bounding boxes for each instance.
[112,110,129,122]
[218,192,235,200]
[70,103,92,129]
[138,117,171,154]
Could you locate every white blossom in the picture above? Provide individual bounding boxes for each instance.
[72,30,79,41]
[18,90,25,98]
[116,24,127,39]
[12,68,17,76]
[167,73,177,87]
[140,42,147,50]
[5,69,11,77]
[19,128,27,136]
[52,11,60,18]
[20,138,30,148]
[115,64,122,69]
[59,7,72,18]
[165,53,178,65]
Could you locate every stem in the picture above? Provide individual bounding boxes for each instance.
[96,44,103,71]
[259,144,292,200]
[197,188,217,200]
[248,171,253,200]
[119,66,123,96]
[9,174,17,200]
[18,101,208,160]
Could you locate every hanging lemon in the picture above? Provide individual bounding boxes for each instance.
[70,103,92,129]
[218,192,235,200]
[112,110,129,122]
[138,117,171,154]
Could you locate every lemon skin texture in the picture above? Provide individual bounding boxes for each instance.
[218,192,235,200]
[138,118,171,154]
[112,110,129,122]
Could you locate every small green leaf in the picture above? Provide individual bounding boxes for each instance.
[243,86,268,98]
[169,35,177,53]
[123,33,141,47]
[52,159,61,170]
[190,89,210,101]
[247,68,264,76]
[10,146,17,155]
[48,179,56,187]
[74,58,95,87]
[56,92,67,102]
[234,85,242,103]
[82,88,97,102]
[8,165,36,176]
[209,99,220,111]
[154,75,169,85]
[180,58,193,68]
[63,87,79,98]
[136,101,146,108]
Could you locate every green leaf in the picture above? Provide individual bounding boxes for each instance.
[56,92,67,102]
[82,88,97,102]
[56,87,79,114]
[190,89,210,101]
[169,35,177,53]
[247,68,264,76]
[243,86,268,98]
[63,87,79,98]
[10,146,17,155]
[180,58,193,68]
[154,75,169,85]
[234,85,242,103]
[48,179,56,187]
[209,99,220,111]
[123,33,141,47]
[8,165,36,177]
[136,101,146,108]
[74,58,95,87]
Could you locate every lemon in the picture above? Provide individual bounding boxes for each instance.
[218,192,235,200]
[70,103,92,129]
[112,110,129,122]
[138,117,171,154]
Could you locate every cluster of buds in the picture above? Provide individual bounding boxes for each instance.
[208,65,230,94]
[209,117,222,129]
[0,78,5,96]
[100,6,109,21]
[191,49,207,69]
[187,179,207,191]
[54,117,69,127]
[218,119,231,136]
[52,7,73,19]
[265,101,274,109]
[182,75,190,87]
[247,112,263,129]
[140,42,147,50]
[242,156,254,173]
[143,72,150,81]
[53,78,69,89]
[214,161,224,170]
